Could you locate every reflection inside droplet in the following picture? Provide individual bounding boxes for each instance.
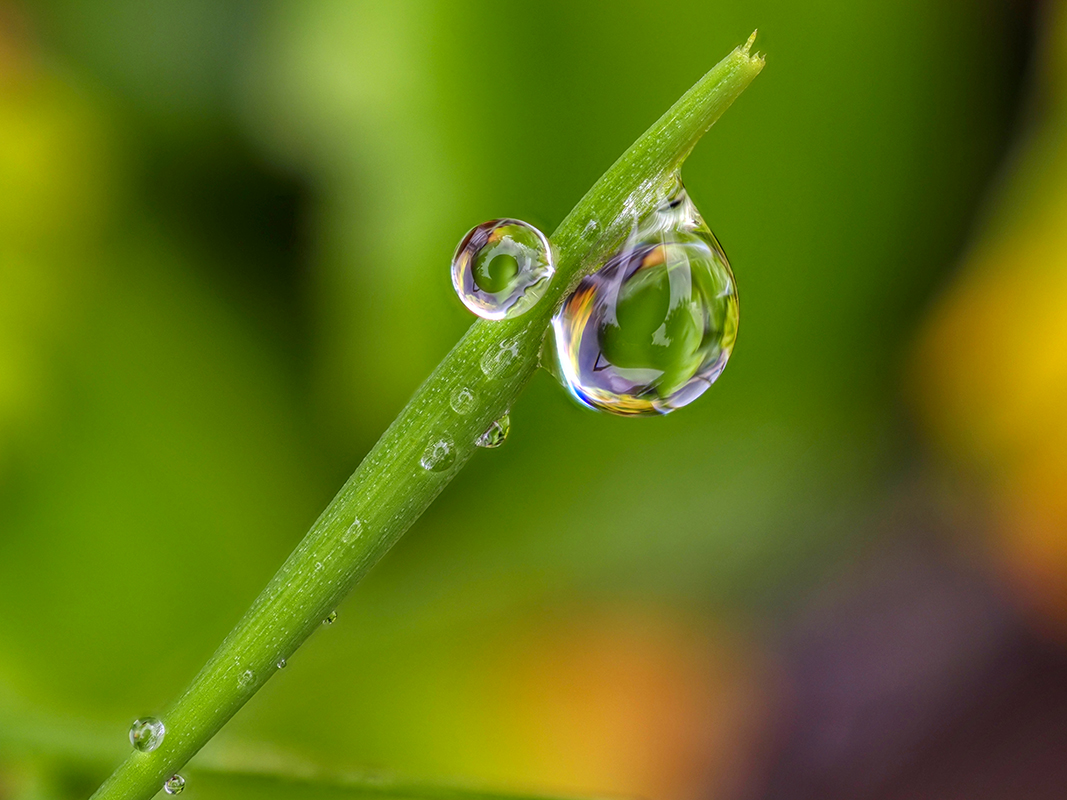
[481,336,521,379]
[129,717,165,753]
[551,179,738,415]
[450,386,476,415]
[477,414,510,448]
[164,775,185,795]
[420,438,456,472]
[452,219,554,320]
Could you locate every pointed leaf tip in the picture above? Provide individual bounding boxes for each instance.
[742,30,758,56]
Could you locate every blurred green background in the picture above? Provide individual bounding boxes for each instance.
[3,1,1067,799]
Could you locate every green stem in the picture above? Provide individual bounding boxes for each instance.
[90,35,763,800]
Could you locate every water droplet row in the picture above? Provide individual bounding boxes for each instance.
[127,720,185,794]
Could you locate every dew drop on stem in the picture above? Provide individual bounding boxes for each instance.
[551,179,738,416]
[480,336,521,379]
[128,717,165,753]
[450,386,476,415]
[420,438,456,472]
[477,414,511,449]
[163,775,185,795]
[452,219,554,320]
[342,517,363,544]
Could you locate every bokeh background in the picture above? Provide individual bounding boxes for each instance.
[2,1,1067,798]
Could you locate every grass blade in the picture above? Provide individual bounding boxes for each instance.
[89,35,764,800]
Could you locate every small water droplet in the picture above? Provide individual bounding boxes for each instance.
[420,438,456,472]
[277,658,287,669]
[164,775,185,795]
[450,386,476,415]
[128,717,165,752]
[477,414,511,448]
[238,669,255,689]
[452,219,554,320]
[480,336,522,379]
[342,517,363,544]
[323,610,338,625]
[551,180,738,416]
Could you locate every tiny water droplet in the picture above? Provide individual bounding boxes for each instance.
[323,610,338,625]
[420,438,456,472]
[477,414,511,448]
[551,180,738,416]
[277,658,287,669]
[164,775,185,795]
[238,669,255,688]
[128,717,165,752]
[480,336,521,379]
[452,219,554,320]
[450,386,476,415]
[342,517,363,544]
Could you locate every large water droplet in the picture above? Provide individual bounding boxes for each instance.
[323,610,338,625]
[128,717,165,753]
[551,181,738,415]
[277,658,287,669]
[477,414,510,448]
[452,219,554,320]
[420,438,456,472]
[164,775,185,795]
